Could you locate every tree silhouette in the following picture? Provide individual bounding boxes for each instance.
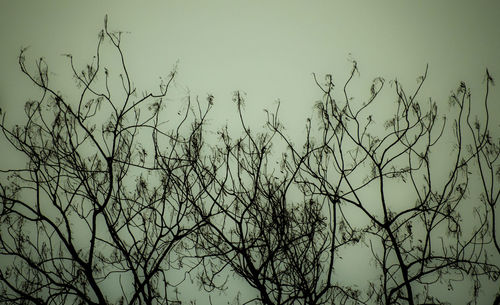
[1,19,499,305]
[189,91,365,305]
[264,63,500,304]
[189,63,499,305]
[0,18,209,305]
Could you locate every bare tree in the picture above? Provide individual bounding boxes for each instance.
[466,68,500,305]
[191,63,500,305]
[189,91,365,305]
[1,18,499,305]
[0,17,209,305]
[269,63,500,304]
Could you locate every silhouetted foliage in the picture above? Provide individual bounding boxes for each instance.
[189,92,364,305]
[291,64,500,304]
[0,18,209,305]
[189,63,500,305]
[1,18,499,305]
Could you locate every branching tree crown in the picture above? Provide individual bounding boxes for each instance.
[1,18,499,305]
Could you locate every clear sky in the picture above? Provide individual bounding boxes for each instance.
[2,0,499,134]
[1,0,499,303]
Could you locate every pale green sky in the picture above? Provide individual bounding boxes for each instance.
[1,0,499,303]
[1,0,499,133]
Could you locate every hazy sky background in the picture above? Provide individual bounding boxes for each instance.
[1,0,499,303]
[2,0,499,135]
